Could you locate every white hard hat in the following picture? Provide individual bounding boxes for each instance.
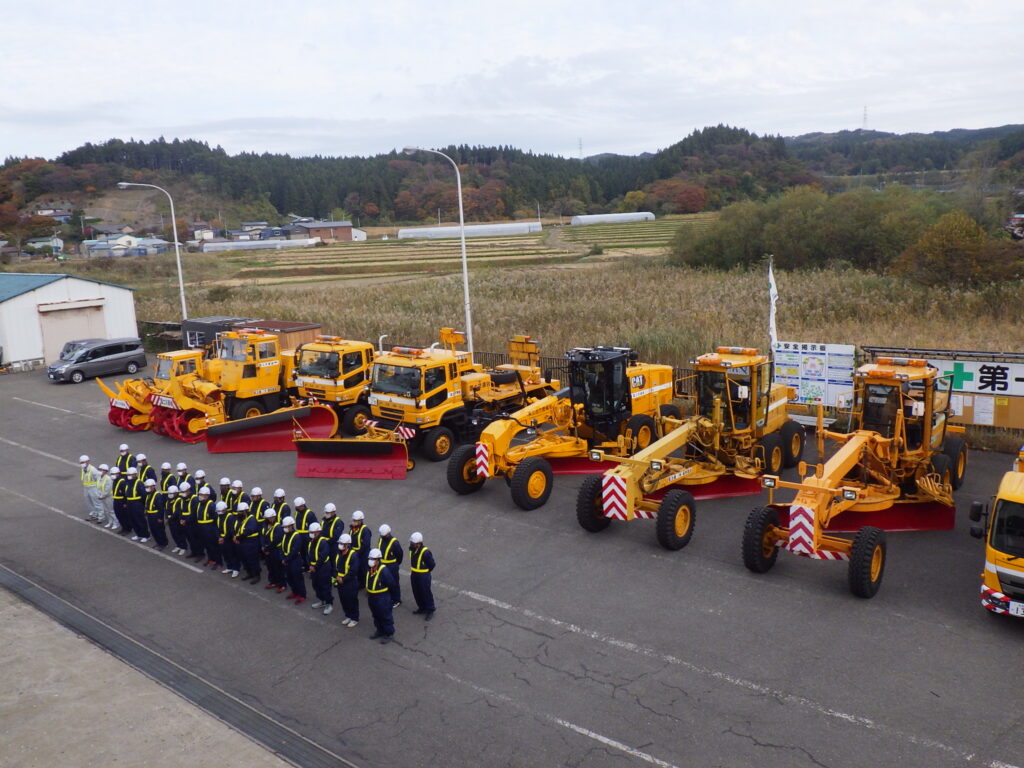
[215,501,227,511]
[195,469,206,478]
[168,485,179,493]
[339,533,352,545]
[294,496,305,506]
[161,462,172,470]
[219,477,231,485]
[263,509,276,519]
[251,486,262,495]
[199,486,211,495]
[119,443,129,451]
[236,501,250,511]
[379,523,391,536]
[136,453,147,461]
[109,466,120,475]
[176,462,187,471]
[144,478,156,487]
[179,481,191,491]
[368,547,382,559]
[324,502,336,513]
[274,488,285,498]
[98,463,109,471]
[282,515,296,527]
[352,510,364,521]
[126,466,137,475]
[231,480,243,489]
[309,522,322,533]
[410,531,423,544]
[79,454,89,463]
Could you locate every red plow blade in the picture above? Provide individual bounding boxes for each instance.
[774,501,956,533]
[295,438,410,480]
[645,474,764,501]
[547,456,619,475]
[206,405,339,453]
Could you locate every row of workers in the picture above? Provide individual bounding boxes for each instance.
[78,446,436,644]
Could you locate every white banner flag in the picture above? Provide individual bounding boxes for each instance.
[768,258,779,352]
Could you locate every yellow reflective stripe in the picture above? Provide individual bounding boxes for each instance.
[380,537,397,563]
[366,569,388,593]
[411,547,431,573]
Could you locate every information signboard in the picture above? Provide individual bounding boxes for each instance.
[773,342,856,406]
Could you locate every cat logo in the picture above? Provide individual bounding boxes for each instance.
[630,374,646,390]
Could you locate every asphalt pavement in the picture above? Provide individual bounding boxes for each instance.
[1,367,1023,768]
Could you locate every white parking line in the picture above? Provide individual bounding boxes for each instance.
[0,436,80,467]
[11,396,101,419]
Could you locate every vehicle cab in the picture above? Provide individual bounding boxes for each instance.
[970,448,1024,617]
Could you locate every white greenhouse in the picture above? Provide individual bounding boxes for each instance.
[569,212,655,226]
[397,221,542,240]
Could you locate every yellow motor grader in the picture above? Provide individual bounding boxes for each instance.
[576,346,803,550]
[446,346,676,510]
[744,357,968,598]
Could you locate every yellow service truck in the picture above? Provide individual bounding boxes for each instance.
[969,447,1024,617]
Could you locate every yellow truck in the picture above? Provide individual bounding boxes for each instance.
[291,334,375,432]
[447,346,676,510]
[969,447,1024,617]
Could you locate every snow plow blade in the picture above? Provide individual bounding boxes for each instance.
[295,438,411,480]
[206,405,339,453]
[773,500,956,533]
[639,474,763,502]
[547,456,619,475]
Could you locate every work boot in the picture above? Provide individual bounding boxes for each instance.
[322,605,333,615]
[311,601,324,609]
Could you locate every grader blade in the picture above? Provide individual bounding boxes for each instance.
[547,456,618,475]
[644,474,763,501]
[206,405,339,453]
[295,438,411,480]
[775,501,956,533]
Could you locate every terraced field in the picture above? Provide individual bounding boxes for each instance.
[559,212,717,251]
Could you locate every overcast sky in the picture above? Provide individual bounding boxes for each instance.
[3,0,1019,161]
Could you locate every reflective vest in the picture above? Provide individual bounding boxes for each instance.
[250,498,269,521]
[81,465,97,487]
[334,549,355,578]
[166,496,181,520]
[379,536,398,565]
[138,464,157,484]
[410,546,432,573]
[112,477,127,501]
[161,473,174,492]
[193,498,214,523]
[125,478,143,502]
[115,453,135,474]
[282,530,302,557]
[307,536,330,567]
[365,567,388,594]
[321,516,342,542]
[176,473,193,491]
[145,491,160,515]
[240,514,260,538]
[293,507,314,534]
[350,524,368,551]
[272,500,291,519]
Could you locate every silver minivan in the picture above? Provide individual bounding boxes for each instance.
[47,337,147,383]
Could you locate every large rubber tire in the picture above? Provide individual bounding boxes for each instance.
[943,436,967,490]
[929,452,952,485]
[341,404,372,435]
[659,404,682,420]
[780,420,805,468]
[757,433,785,475]
[422,426,455,462]
[576,474,611,533]
[510,457,554,510]
[742,506,781,573]
[447,444,485,495]
[70,370,85,384]
[231,399,265,420]
[848,526,886,599]
[625,414,657,450]
[655,489,696,550]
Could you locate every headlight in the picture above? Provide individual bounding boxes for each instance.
[842,489,857,501]
[368,396,378,406]
[762,477,776,488]
[589,450,602,462]
[650,460,663,472]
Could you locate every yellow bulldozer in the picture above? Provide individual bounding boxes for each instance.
[575,346,803,549]
[446,346,676,510]
[744,357,968,598]
[294,328,557,479]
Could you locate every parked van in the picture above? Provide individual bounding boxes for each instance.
[47,337,147,383]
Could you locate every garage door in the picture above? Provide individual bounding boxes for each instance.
[39,306,106,362]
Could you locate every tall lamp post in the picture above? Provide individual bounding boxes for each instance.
[117,181,188,320]
[402,146,473,355]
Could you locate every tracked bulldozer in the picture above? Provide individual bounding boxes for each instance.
[743,357,968,598]
[294,328,556,479]
[575,346,803,549]
[446,346,676,510]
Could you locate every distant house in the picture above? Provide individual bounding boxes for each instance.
[35,208,73,223]
[192,226,217,241]
[26,235,64,253]
[292,220,353,242]
[130,237,171,256]
[240,221,268,233]
[90,224,134,236]
[227,229,254,241]
[80,234,139,257]
[258,227,285,240]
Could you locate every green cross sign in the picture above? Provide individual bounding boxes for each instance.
[943,361,974,390]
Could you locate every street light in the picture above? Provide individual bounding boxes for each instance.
[117,181,188,320]
[402,146,473,355]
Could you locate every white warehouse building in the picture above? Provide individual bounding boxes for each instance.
[397,221,542,240]
[570,212,655,225]
[0,273,138,369]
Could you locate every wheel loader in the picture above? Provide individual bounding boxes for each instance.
[446,346,675,510]
[293,328,556,479]
[744,357,968,598]
[968,446,1024,617]
[576,346,803,550]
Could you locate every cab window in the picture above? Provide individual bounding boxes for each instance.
[257,342,276,360]
[342,351,363,373]
[423,366,447,392]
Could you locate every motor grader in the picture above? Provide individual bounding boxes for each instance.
[576,346,804,550]
[446,346,676,510]
[744,357,968,598]
[98,348,210,432]
[968,446,1024,617]
[293,328,556,479]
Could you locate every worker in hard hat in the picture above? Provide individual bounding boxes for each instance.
[180,482,202,559]
[194,486,220,567]
[159,462,175,492]
[79,455,102,522]
[261,508,286,591]
[272,489,291,521]
[165,485,188,555]
[114,443,136,475]
[96,464,113,527]
[280,516,307,604]
[135,453,157,485]
[349,510,370,583]
[334,533,360,627]
[234,501,262,583]
[377,524,403,607]
[408,532,436,620]
[124,466,148,542]
[109,466,127,534]
[218,477,232,507]
[292,496,317,535]
[319,502,342,543]
[365,548,397,644]
[219,499,243,578]
[306,522,334,615]
[175,462,193,493]
[193,470,212,501]
[143,478,168,550]
[225,480,249,513]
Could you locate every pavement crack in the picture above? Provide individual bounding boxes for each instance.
[725,726,832,768]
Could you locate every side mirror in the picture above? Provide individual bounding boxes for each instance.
[969,525,984,539]
[968,500,986,522]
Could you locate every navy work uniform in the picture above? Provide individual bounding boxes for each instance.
[166,488,188,553]
[261,512,286,591]
[219,504,241,576]
[292,501,317,535]
[144,482,168,549]
[195,493,221,567]
[334,536,360,626]
[349,513,370,583]
[124,470,147,540]
[377,526,403,606]
[306,526,334,613]
[114,445,136,475]
[159,465,175,492]
[135,455,157,485]
[280,523,308,603]
[365,553,397,643]
[272,492,291,523]
[408,533,436,618]
[234,504,262,582]
[320,505,343,543]
[110,469,129,534]
[182,491,204,559]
